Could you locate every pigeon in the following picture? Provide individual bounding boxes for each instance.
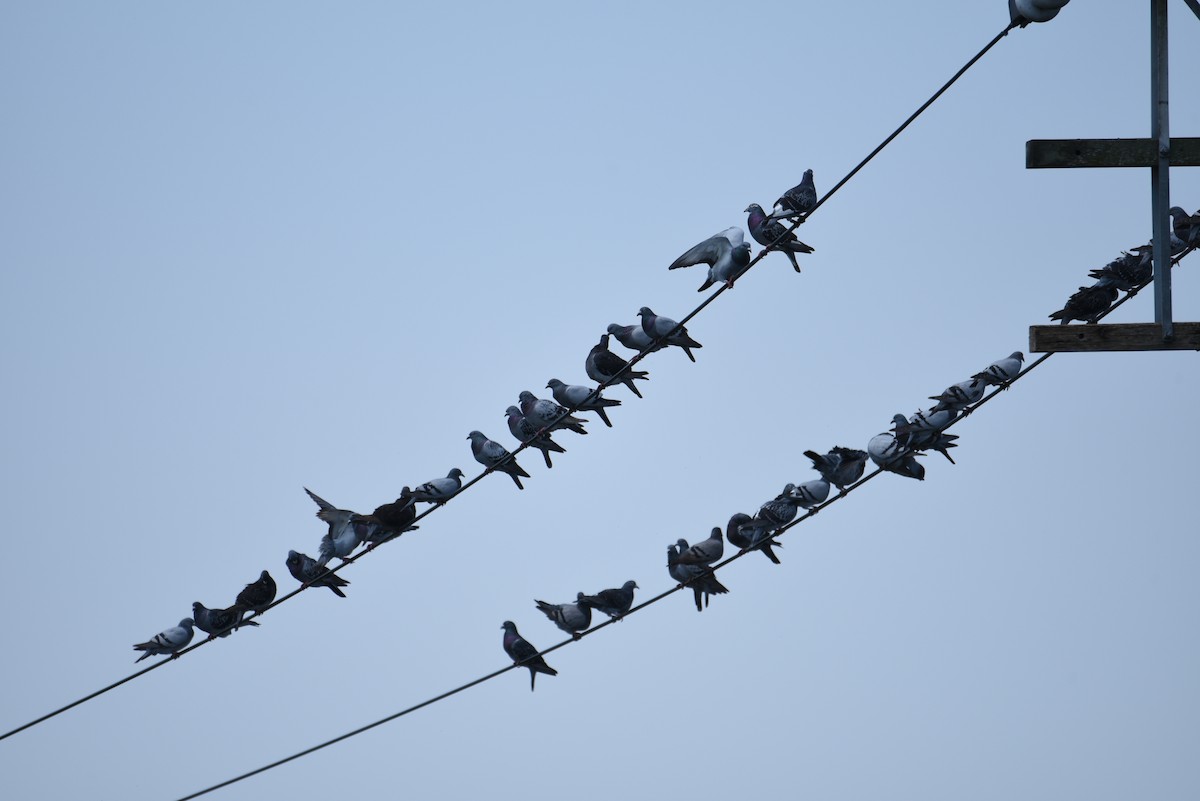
[725,511,781,564]
[361,487,420,548]
[789,478,831,509]
[667,543,730,612]
[772,169,818,220]
[1170,206,1200,253]
[667,226,753,291]
[233,570,277,625]
[285,549,350,597]
[971,352,1024,387]
[636,307,703,362]
[468,430,530,489]
[586,334,649,398]
[518,390,587,436]
[928,378,987,414]
[304,488,364,567]
[133,618,195,662]
[677,527,724,566]
[535,593,593,639]
[410,468,465,504]
[1049,280,1119,324]
[502,620,557,691]
[745,203,814,272]
[803,447,868,490]
[580,581,639,621]
[606,322,663,354]
[896,410,958,464]
[1088,247,1153,292]
[738,485,801,544]
[506,405,566,468]
[546,378,621,428]
[192,602,257,639]
[867,432,925,481]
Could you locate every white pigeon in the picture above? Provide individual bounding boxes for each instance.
[410,468,465,504]
[132,618,195,662]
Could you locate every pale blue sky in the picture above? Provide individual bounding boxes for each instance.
[2,2,1199,800]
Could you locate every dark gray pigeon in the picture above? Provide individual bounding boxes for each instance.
[928,379,987,414]
[971,352,1024,387]
[535,593,593,639]
[1088,247,1152,292]
[586,334,649,398]
[667,544,730,612]
[868,432,925,481]
[133,618,195,662]
[546,378,621,428]
[286,549,350,597]
[506,405,565,468]
[605,322,663,355]
[803,447,868,490]
[772,169,818,219]
[1049,280,1119,324]
[361,487,419,548]
[233,570,277,625]
[1170,206,1200,253]
[738,485,801,545]
[580,581,638,621]
[636,307,703,362]
[468,430,529,489]
[667,227,753,291]
[192,602,257,640]
[410,468,465,504]
[502,620,557,692]
[745,203,814,272]
[518,390,587,436]
[677,527,724,566]
[725,511,781,564]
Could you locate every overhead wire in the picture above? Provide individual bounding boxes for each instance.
[1,19,1023,744]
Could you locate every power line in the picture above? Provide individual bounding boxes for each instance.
[1,19,1019,745]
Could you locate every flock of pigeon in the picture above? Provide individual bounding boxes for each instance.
[132,171,824,670]
[1049,205,1200,324]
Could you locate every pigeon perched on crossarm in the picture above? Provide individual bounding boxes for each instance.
[132,618,195,662]
[502,621,557,691]
[636,307,703,362]
[586,334,649,398]
[285,549,350,597]
[668,227,753,291]
[535,593,593,639]
[546,378,621,428]
[772,169,818,220]
[468,430,530,489]
[580,581,639,621]
[745,203,814,272]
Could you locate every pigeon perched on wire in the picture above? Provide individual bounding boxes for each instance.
[501,620,557,692]
[579,580,639,621]
[304,488,364,567]
[518,390,587,436]
[132,618,195,662]
[506,405,566,468]
[193,602,257,639]
[285,549,350,598]
[803,447,868,490]
[545,378,621,428]
[535,594,593,640]
[233,570,277,627]
[901,409,959,463]
[789,478,830,509]
[745,203,814,272]
[468,430,530,489]
[1088,246,1153,293]
[771,169,818,220]
[360,487,419,548]
[737,485,802,545]
[636,307,703,362]
[1170,206,1200,253]
[606,322,663,355]
[725,511,781,564]
[971,352,1024,388]
[668,227,753,291]
[667,543,730,612]
[410,468,465,504]
[928,378,987,414]
[868,432,925,481]
[677,527,724,566]
[1049,280,1119,324]
[586,334,649,398]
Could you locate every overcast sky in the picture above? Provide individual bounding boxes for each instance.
[2,2,1199,800]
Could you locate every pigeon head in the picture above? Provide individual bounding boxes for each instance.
[504,405,521,417]
[179,618,195,628]
[597,334,609,347]
[259,570,270,580]
[467,431,484,442]
[518,390,536,403]
[448,468,464,479]
[501,620,516,631]
[605,324,623,335]
[744,203,762,214]
[637,306,654,319]
[624,580,639,591]
[546,378,564,390]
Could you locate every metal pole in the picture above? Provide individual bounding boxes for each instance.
[1151,0,1173,339]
